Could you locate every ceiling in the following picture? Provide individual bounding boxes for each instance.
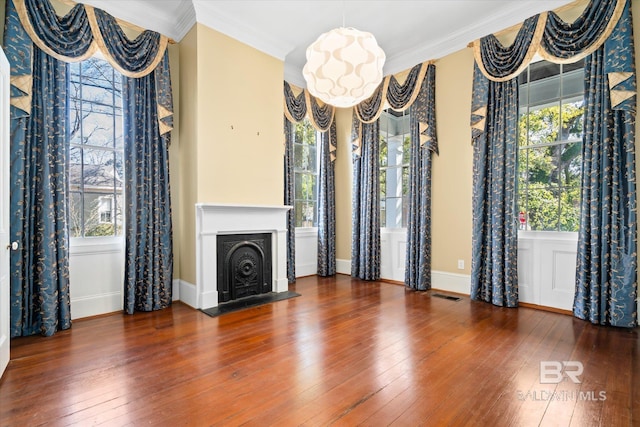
[79,0,574,87]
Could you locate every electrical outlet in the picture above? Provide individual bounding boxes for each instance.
[457,259,464,270]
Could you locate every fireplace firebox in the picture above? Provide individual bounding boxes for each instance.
[216,233,272,303]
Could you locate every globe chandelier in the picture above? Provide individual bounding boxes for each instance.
[302,9,385,108]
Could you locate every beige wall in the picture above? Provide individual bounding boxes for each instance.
[167,43,181,280]
[195,24,284,205]
[431,48,475,274]
[334,108,354,261]
[176,24,284,284]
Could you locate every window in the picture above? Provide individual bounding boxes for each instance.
[518,60,585,232]
[293,118,319,227]
[98,196,113,223]
[68,57,124,237]
[380,109,410,228]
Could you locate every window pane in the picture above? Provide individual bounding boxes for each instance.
[379,109,410,229]
[562,66,584,98]
[560,187,581,232]
[385,168,403,198]
[114,114,124,150]
[561,99,584,141]
[295,201,316,227]
[82,110,116,147]
[526,186,560,231]
[69,192,83,237]
[84,192,115,236]
[379,137,388,167]
[69,57,123,238]
[384,197,403,228]
[69,147,82,189]
[115,152,124,190]
[294,144,315,171]
[83,148,115,190]
[527,103,560,145]
[402,166,409,196]
[558,141,582,187]
[526,146,557,187]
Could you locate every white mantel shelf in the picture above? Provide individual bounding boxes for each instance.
[194,203,292,310]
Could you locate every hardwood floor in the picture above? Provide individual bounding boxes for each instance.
[1,275,638,426]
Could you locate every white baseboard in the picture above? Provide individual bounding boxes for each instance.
[336,258,350,275]
[295,263,317,278]
[71,292,121,319]
[178,280,197,308]
[172,279,180,301]
[431,270,470,295]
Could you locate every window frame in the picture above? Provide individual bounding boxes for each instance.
[379,109,411,230]
[517,59,585,234]
[292,118,320,229]
[68,56,124,241]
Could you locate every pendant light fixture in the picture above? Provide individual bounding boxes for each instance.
[302,5,385,108]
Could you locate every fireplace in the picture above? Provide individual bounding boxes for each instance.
[194,203,291,309]
[217,233,272,302]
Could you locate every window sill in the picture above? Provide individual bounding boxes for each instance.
[70,236,124,255]
[295,227,317,237]
[381,227,407,233]
[517,230,578,241]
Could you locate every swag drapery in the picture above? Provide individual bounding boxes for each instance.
[3,0,174,336]
[350,62,437,285]
[284,82,337,280]
[471,0,637,326]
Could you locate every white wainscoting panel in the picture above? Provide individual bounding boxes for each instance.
[69,238,124,319]
[518,232,578,310]
[380,228,407,282]
[295,227,318,277]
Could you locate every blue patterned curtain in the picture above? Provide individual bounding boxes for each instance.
[4,0,174,328]
[8,46,71,337]
[351,63,429,282]
[317,122,336,276]
[123,64,173,314]
[283,117,296,283]
[470,65,519,308]
[470,0,636,319]
[405,64,437,290]
[351,117,380,280]
[283,82,336,279]
[573,2,637,327]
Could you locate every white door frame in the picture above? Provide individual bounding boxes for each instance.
[0,46,11,377]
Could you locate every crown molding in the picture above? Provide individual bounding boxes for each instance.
[192,0,294,61]
[173,2,197,42]
[384,1,569,76]
[80,0,192,41]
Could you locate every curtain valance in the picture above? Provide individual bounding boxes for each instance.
[473,0,627,82]
[283,81,336,160]
[352,61,430,157]
[471,0,635,142]
[4,0,172,134]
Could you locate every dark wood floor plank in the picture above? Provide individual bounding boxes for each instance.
[0,275,637,427]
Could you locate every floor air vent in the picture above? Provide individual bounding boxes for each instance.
[431,293,462,301]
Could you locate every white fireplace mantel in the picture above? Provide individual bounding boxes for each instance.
[195,203,292,309]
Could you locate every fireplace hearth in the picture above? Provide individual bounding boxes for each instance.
[217,233,272,302]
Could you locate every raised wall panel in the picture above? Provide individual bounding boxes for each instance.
[295,228,318,277]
